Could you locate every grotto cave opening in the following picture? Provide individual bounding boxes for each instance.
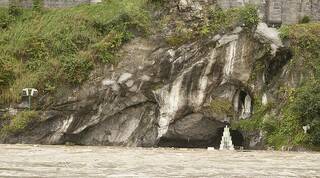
[157,127,245,149]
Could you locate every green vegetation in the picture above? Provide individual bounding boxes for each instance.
[300,15,311,24]
[232,99,277,148]
[249,47,270,82]
[0,0,151,104]
[165,5,259,46]
[1,0,319,150]
[269,23,320,147]
[271,81,320,147]
[210,98,233,115]
[8,0,23,16]
[165,20,194,46]
[0,8,13,29]
[236,23,320,149]
[32,0,44,12]
[1,110,39,135]
[200,5,259,36]
[280,23,320,75]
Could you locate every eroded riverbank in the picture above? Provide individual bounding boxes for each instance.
[0,144,319,177]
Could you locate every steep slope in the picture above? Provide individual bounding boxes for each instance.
[0,0,319,150]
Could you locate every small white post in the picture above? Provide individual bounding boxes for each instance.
[22,88,38,109]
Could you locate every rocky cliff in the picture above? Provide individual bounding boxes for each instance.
[0,0,318,149]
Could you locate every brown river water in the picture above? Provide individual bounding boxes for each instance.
[0,144,319,177]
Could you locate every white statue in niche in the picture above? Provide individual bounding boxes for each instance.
[262,93,268,105]
[239,95,252,119]
[233,91,252,119]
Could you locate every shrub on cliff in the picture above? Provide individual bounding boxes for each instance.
[300,16,311,24]
[32,0,43,12]
[210,98,233,116]
[0,8,13,29]
[200,5,259,36]
[265,81,320,148]
[285,81,320,146]
[0,57,15,88]
[8,0,23,16]
[1,110,39,135]
[239,5,260,28]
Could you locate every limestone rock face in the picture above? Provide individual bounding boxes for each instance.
[0,2,297,149]
[255,23,283,55]
[1,29,270,148]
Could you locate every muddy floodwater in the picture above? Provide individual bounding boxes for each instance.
[0,144,320,177]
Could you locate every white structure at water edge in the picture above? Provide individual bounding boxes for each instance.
[219,126,235,150]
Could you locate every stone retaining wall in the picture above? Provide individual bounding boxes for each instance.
[217,0,320,24]
[44,0,90,8]
[0,0,8,6]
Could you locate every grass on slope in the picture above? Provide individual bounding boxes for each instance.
[0,0,151,104]
[166,5,259,46]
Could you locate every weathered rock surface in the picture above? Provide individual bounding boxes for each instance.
[0,1,298,149]
[1,28,279,148]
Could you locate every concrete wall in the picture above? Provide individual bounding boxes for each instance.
[44,0,90,8]
[217,0,320,24]
[0,0,8,6]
